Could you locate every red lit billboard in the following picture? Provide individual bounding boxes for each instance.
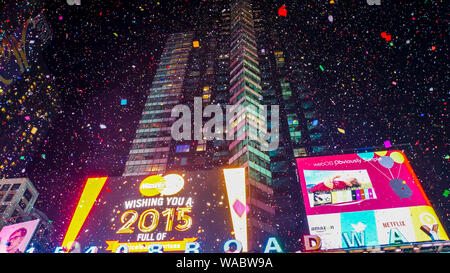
[296,150,449,250]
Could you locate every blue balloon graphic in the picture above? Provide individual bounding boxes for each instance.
[379,156,394,168]
[357,152,374,161]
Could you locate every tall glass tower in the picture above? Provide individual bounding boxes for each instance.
[227,0,275,250]
[123,32,194,177]
[122,0,277,251]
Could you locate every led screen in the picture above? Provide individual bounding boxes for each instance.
[296,150,449,250]
[63,168,247,253]
[0,219,40,253]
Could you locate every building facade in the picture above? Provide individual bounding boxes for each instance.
[0,177,39,228]
[120,0,277,252]
[226,0,275,250]
[123,32,195,177]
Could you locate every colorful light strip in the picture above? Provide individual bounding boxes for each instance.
[105,238,198,253]
[62,177,108,250]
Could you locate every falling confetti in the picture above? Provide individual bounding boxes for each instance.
[278,5,287,17]
[381,32,392,42]
[1,0,447,253]
[384,140,392,148]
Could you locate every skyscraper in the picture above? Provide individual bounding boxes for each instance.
[120,0,277,251]
[123,32,194,177]
[115,0,449,254]
[120,0,341,252]
[226,0,275,250]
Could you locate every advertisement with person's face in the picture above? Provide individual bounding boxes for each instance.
[0,219,40,253]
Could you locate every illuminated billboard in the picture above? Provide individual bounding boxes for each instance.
[62,168,248,253]
[296,150,449,250]
[0,219,40,253]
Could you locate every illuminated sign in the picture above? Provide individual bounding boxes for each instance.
[263,237,283,253]
[223,168,248,252]
[0,219,40,253]
[62,177,107,250]
[296,150,449,250]
[139,174,184,197]
[63,169,248,253]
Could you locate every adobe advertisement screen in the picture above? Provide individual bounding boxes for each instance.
[62,168,247,253]
[0,219,40,253]
[296,150,449,250]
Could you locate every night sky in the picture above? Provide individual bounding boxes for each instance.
[2,0,447,248]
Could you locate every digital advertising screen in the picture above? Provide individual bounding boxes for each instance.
[296,150,449,250]
[0,219,40,253]
[62,168,248,253]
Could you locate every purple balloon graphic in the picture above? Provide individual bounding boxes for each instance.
[389,178,412,199]
[379,156,394,168]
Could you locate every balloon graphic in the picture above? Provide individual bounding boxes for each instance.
[390,151,404,164]
[375,151,387,156]
[389,178,412,199]
[379,156,394,168]
[357,152,374,161]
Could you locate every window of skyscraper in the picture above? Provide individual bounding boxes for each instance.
[304,111,316,120]
[0,205,7,213]
[310,133,323,141]
[312,146,326,153]
[24,189,33,202]
[12,209,20,217]
[0,184,11,192]
[301,101,313,109]
[175,145,190,153]
[11,184,21,190]
[180,157,188,166]
[5,194,14,202]
[290,131,302,143]
[196,144,206,152]
[19,198,27,210]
